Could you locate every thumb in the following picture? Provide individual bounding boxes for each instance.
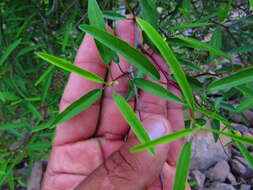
[76,115,172,190]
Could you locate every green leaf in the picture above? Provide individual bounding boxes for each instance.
[79,24,160,80]
[88,0,112,64]
[176,36,231,61]
[0,39,21,66]
[209,27,222,62]
[236,97,253,112]
[250,0,253,11]
[102,11,125,20]
[194,105,230,126]
[134,78,184,104]
[136,18,194,108]
[236,142,253,170]
[131,128,196,152]
[169,23,213,31]
[36,52,105,84]
[211,119,220,142]
[231,45,253,54]
[173,142,192,190]
[0,121,28,131]
[208,66,253,92]
[51,89,102,127]
[113,93,156,155]
[203,128,253,146]
[35,65,55,86]
[140,0,158,29]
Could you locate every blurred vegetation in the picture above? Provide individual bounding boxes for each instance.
[0,0,253,189]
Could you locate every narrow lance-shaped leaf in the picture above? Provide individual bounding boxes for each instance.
[169,23,213,31]
[176,36,231,61]
[209,27,222,62]
[202,128,253,146]
[236,96,253,112]
[51,89,102,127]
[0,39,21,66]
[136,18,194,108]
[102,11,125,20]
[131,128,197,152]
[236,141,253,170]
[194,105,231,126]
[208,66,253,92]
[173,142,192,190]
[88,0,112,64]
[134,78,184,104]
[36,52,105,84]
[113,93,156,155]
[79,24,160,80]
[140,0,158,29]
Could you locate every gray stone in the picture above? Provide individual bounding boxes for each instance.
[205,161,230,182]
[230,159,248,176]
[227,173,237,185]
[204,182,236,190]
[230,157,253,178]
[191,170,206,188]
[191,130,231,170]
[240,184,251,190]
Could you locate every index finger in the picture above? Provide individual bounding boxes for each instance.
[54,34,108,145]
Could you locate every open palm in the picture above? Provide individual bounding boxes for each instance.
[41,18,190,190]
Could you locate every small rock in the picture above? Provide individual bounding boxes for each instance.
[205,161,230,182]
[240,184,251,190]
[204,182,236,190]
[231,147,242,157]
[230,157,253,178]
[227,173,237,185]
[191,170,206,188]
[191,130,231,170]
[230,159,247,176]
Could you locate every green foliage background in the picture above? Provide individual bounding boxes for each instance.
[0,0,253,189]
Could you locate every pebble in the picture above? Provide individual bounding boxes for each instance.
[232,123,249,133]
[191,130,231,170]
[227,173,237,185]
[205,161,230,182]
[204,182,236,190]
[239,184,251,190]
[191,170,206,188]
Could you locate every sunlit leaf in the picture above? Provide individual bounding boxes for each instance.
[88,0,112,64]
[36,52,105,84]
[176,36,231,61]
[236,96,253,112]
[79,24,160,80]
[208,66,253,92]
[203,128,253,146]
[173,142,192,190]
[136,18,194,108]
[131,128,196,152]
[113,93,156,155]
[51,89,102,127]
[134,78,184,104]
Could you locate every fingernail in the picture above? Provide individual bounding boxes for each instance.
[144,117,168,140]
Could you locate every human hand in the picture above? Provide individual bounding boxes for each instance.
[41,18,190,190]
